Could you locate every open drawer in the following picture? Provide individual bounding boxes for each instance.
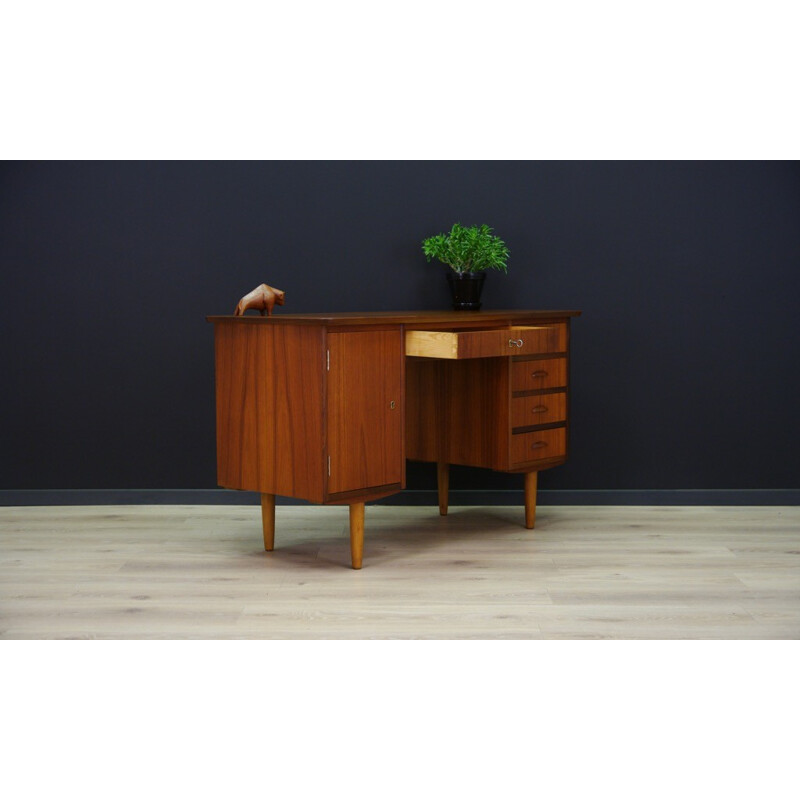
[405,324,566,359]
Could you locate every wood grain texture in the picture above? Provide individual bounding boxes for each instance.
[273,325,327,500]
[404,358,445,463]
[324,484,404,506]
[405,356,509,470]
[511,325,566,354]
[326,330,405,496]
[349,502,365,569]
[2,505,798,639]
[405,324,566,359]
[437,462,449,515]
[444,357,510,469]
[213,323,325,502]
[404,330,463,359]
[512,392,567,428]
[511,357,567,392]
[261,493,275,550]
[213,312,574,550]
[405,314,570,475]
[525,472,538,529]
[511,427,566,467]
[209,310,581,326]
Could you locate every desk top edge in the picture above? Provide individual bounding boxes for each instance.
[206,310,581,325]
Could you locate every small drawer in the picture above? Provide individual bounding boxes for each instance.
[511,392,567,428]
[511,427,566,465]
[507,324,566,355]
[406,324,565,359]
[511,357,567,391]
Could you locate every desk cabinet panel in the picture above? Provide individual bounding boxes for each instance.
[326,330,405,496]
[213,323,325,502]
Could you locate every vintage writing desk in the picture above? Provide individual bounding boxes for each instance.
[207,310,580,568]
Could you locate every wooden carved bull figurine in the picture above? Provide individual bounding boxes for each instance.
[233,283,286,316]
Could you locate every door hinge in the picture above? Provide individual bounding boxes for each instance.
[327,456,331,476]
[326,349,330,371]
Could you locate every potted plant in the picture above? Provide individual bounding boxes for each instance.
[422,223,510,310]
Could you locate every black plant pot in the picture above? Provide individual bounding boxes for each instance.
[446,272,485,311]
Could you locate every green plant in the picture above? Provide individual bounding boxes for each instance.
[422,223,510,275]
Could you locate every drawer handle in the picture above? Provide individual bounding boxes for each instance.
[531,370,548,378]
[531,441,548,450]
[532,405,547,414]
[509,338,524,348]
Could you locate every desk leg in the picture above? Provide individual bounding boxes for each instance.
[349,502,365,569]
[261,493,275,551]
[524,472,538,529]
[437,462,449,516]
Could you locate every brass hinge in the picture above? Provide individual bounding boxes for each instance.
[327,456,331,476]
[326,349,330,371]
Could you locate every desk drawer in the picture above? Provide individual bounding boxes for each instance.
[511,427,566,465]
[406,324,565,359]
[511,357,567,391]
[511,392,567,428]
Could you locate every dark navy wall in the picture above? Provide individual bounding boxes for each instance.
[1,161,798,496]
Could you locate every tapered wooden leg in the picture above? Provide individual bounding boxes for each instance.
[261,493,275,551]
[349,502,365,569]
[524,471,538,529]
[437,462,449,516]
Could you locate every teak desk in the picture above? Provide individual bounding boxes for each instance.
[207,310,580,568]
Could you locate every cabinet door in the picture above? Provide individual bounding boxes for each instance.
[326,330,404,495]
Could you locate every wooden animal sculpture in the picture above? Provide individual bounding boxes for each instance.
[233,283,286,316]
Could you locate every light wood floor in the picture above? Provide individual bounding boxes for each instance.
[1,504,798,639]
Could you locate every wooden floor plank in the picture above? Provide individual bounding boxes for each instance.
[1,505,798,639]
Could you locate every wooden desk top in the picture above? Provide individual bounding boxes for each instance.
[207,310,581,326]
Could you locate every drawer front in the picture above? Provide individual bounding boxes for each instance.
[508,324,566,355]
[511,392,567,428]
[405,324,566,359]
[511,357,567,391]
[511,427,566,466]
